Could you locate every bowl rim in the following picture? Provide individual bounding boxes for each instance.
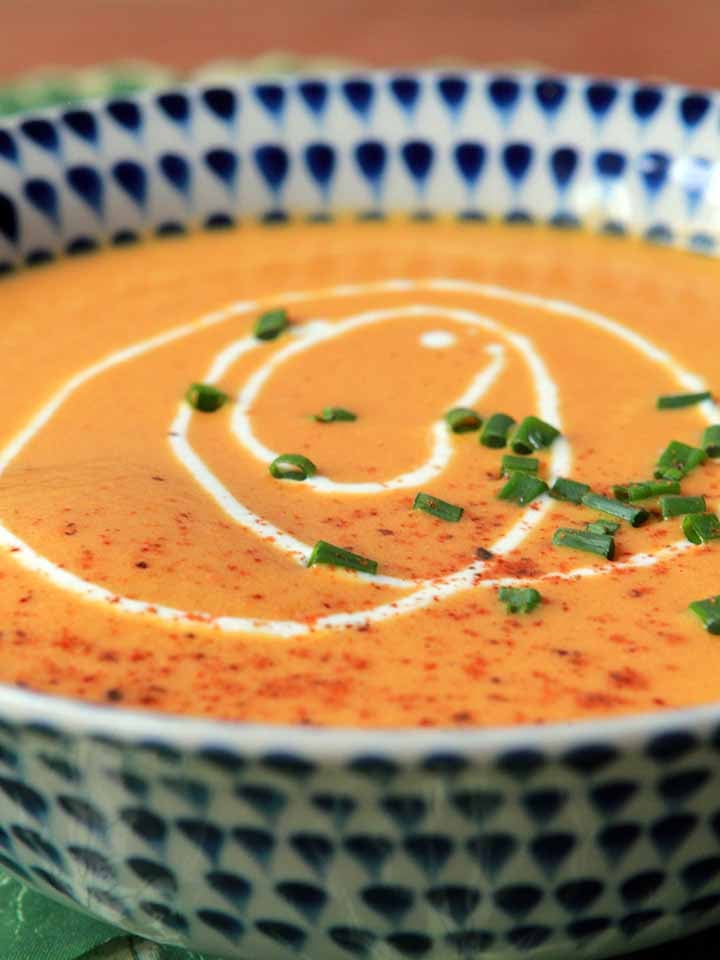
[2,67,719,756]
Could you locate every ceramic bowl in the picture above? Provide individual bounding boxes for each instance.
[2,69,720,960]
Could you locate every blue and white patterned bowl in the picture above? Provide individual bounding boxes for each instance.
[2,69,720,960]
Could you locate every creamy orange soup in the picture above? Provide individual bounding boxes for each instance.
[1,221,720,727]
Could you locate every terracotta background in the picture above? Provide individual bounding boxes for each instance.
[2,0,720,86]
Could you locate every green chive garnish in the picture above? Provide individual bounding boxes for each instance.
[498,586,542,614]
[413,492,464,522]
[659,494,707,518]
[615,479,682,502]
[587,519,620,535]
[307,540,377,575]
[480,412,516,448]
[501,455,539,477]
[269,453,317,481]
[185,382,229,413]
[683,512,720,544]
[549,477,591,504]
[553,527,615,560]
[657,391,712,409]
[702,425,720,458]
[314,407,357,423]
[445,407,482,433]
[581,492,649,527]
[254,308,289,341]
[498,473,548,505]
[689,595,720,634]
[510,416,560,455]
[655,440,707,480]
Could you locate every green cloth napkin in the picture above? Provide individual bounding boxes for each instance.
[0,867,216,960]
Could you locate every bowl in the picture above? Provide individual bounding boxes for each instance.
[1,68,720,960]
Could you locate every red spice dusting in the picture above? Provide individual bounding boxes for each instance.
[608,666,649,690]
[576,691,630,709]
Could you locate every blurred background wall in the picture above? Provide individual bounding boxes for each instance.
[1,0,719,85]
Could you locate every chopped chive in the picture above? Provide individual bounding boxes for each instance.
[657,391,712,409]
[620,479,682,501]
[659,494,707,518]
[510,416,560,455]
[501,455,539,477]
[413,492,464,522]
[445,407,482,433]
[498,586,542,614]
[702,425,720,458]
[689,595,720,634]
[581,492,649,526]
[269,453,317,481]
[307,540,377,575]
[498,472,548,505]
[254,307,289,341]
[683,512,720,544]
[587,519,620,535]
[553,527,615,560]
[185,382,229,413]
[655,440,707,480]
[480,412,516,448]
[549,477,591,504]
[314,407,357,423]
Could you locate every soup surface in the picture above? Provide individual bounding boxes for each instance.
[1,221,720,727]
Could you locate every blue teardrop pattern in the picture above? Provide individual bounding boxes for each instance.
[112,161,147,208]
[534,77,567,120]
[24,178,60,227]
[679,93,710,133]
[501,142,533,189]
[342,79,374,122]
[202,88,238,124]
[304,143,336,197]
[66,166,103,217]
[549,147,579,194]
[389,76,421,118]
[400,141,434,198]
[0,130,18,166]
[437,76,468,119]
[106,100,143,136]
[632,86,663,124]
[62,110,99,147]
[638,151,671,202]
[298,81,329,122]
[158,153,191,199]
[20,119,60,153]
[354,140,388,203]
[253,84,286,126]
[204,149,239,192]
[585,82,618,124]
[453,142,487,200]
[254,145,290,197]
[176,818,223,862]
[595,151,627,185]
[197,909,243,943]
[157,92,191,129]
[0,193,20,245]
[487,77,521,124]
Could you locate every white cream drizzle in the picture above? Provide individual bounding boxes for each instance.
[230,307,511,495]
[0,277,714,637]
[420,330,457,348]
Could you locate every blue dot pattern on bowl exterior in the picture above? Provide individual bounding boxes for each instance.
[0,718,718,958]
[2,69,720,957]
[1,71,720,271]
